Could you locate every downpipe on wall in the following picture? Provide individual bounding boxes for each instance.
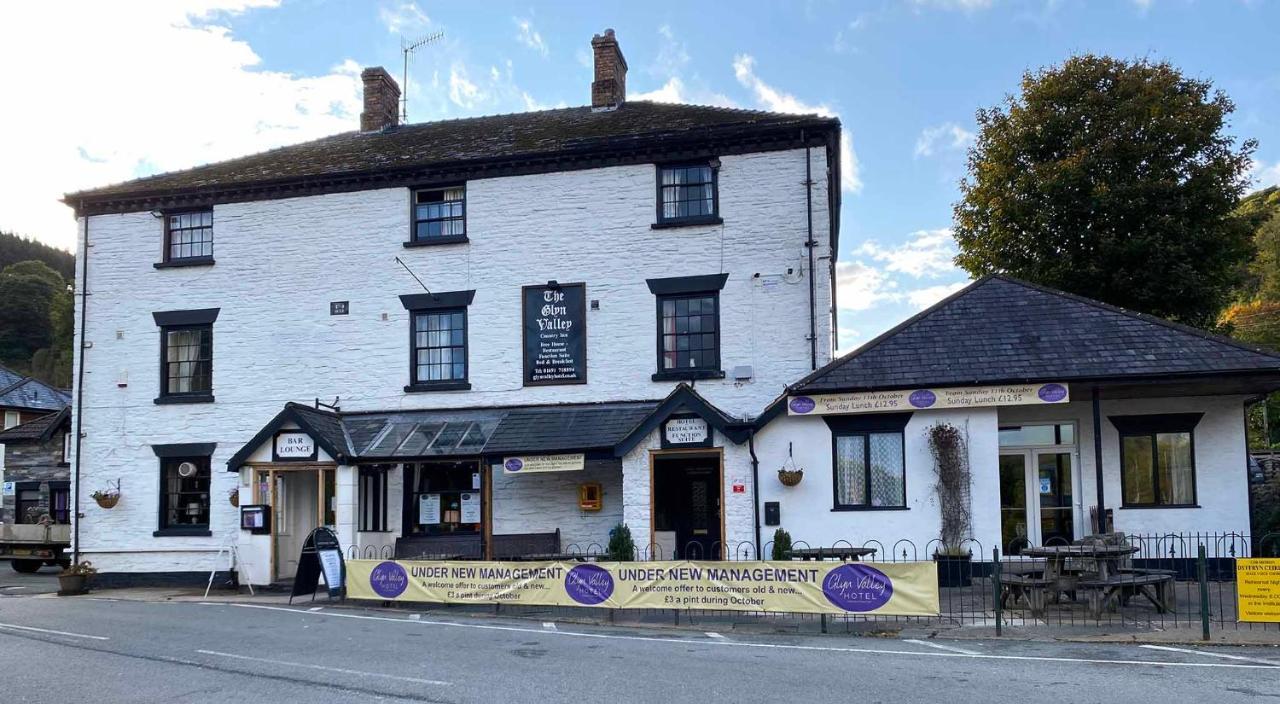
[72,207,89,565]
[803,138,818,371]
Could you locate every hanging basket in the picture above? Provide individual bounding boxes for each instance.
[777,468,804,487]
[229,490,240,508]
[93,494,120,509]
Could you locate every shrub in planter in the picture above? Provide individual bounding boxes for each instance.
[58,561,97,596]
[928,422,974,587]
[607,523,636,561]
[771,528,793,561]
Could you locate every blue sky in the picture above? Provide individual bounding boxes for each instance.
[2,0,1279,347]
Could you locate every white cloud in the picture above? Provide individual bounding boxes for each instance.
[906,281,968,309]
[651,24,690,77]
[0,1,366,250]
[514,17,548,57]
[856,228,958,278]
[379,2,429,33]
[835,261,900,311]
[831,18,865,55]
[732,54,862,194]
[914,123,974,158]
[1250,159,1280,190]
[448,64,483,108]
[632,77,688,104]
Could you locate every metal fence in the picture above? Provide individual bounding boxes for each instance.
[344,531,1280,636]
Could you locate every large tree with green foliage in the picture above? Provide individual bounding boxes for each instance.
[953,55,1257,329]
[0,259,73,387]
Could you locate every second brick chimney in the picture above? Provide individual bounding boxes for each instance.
[590,29,627,110]
[361,67,401,132]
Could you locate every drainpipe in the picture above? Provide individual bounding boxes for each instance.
[72,207,89,565]
[803,137,817,371]
[1092,386,1106,533]
[748,429,762,558]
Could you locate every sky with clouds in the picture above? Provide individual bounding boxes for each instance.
[2,0,1279,350]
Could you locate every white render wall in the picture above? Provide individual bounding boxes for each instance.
[72,147,831,573]
[490,460,623,551]
[754,395,1252,559]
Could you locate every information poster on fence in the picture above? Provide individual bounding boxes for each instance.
[346,559,940,617]
[1236,558,1280,623]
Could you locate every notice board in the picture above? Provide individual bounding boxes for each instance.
[522,283,586,385]
[1236,558,1280,622]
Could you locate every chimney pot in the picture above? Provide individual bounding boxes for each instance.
[590,28,627,110]
[361,67,401,132]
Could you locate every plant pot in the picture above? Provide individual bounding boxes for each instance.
[93,494,119,509]
[933,552,973,588]
[57,573,88,596]
[229,492,240,508]
[778,469,804,487]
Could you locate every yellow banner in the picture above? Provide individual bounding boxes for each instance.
[1237,558,1280,623]
[346,559,940,616]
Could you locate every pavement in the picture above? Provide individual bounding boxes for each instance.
[0,569,1278,702]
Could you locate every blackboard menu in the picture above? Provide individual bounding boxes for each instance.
[523,283,587,385]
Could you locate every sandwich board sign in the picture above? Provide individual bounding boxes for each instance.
[290,526,345,603]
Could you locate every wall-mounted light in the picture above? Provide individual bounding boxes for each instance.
[546,280,560,289]
[149,210,164,219]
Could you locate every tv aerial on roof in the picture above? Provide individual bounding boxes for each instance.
[401,31,444,123]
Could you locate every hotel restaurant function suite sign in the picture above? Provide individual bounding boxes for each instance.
[523,283,587,385]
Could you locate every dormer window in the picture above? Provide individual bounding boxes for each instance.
[408,186,467,246]
[156,209,214,268]
[654,162,721,228]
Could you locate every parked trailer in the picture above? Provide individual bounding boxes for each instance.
[0,523,70,572]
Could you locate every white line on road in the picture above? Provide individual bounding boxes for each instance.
[905,639,979,655]
[213,603,1280,670]
[542,622,557,631]
[0,622,110,641]
[196,650,451,686]
[1140,645,1280,666]
[705,632,727,640]
[308,607,324,612]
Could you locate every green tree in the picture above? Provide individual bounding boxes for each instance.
[954,55,1257,328]
[0,260,73,386]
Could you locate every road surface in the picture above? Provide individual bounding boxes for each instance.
[0,589,1277,703]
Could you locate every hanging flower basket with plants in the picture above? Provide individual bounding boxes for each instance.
[778,442,804,486]
[228,487,240,507]
[91,482,121,509]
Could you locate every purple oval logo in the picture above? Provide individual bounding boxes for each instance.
[789,396,817,414]
[821,563,893,612]
[564,564,614,606]
[909,389,937,408]
[504,458,524,472]
[1037,383,1067,403]
[369,561,408,599]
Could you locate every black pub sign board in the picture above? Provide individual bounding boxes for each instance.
[523,283,587,385]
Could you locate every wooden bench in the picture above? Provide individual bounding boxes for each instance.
[999,572,1054,617]
[1077,573,1174,617]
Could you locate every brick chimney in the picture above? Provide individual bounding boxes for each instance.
[360,67,401,132]
[590,29,627,110]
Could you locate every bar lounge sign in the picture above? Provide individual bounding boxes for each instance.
[274,431,317,461]
[787,383,1070,416]
[523,283,587,385]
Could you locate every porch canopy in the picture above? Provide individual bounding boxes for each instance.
[771,274,1280,519]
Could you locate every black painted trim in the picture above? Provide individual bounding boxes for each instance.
[152,528,213,537]
[403,236,469,248]
[152,308,221,326]
[1111,413,1203,509]
[830,506,911,512]
[822,412,913,433]
[1108,413,1204,434]
[225,402,349,471]
[829,421,909,511]
[152,442,216,458]
[154,394,215,405]
[153,256,215,269]
[613,383,749,457]
[404,382,472,393]
[651,216,724,230]
[651,370,726,381]
[399,290,476,311]
[645,273,729,295]
[654,160,720,227]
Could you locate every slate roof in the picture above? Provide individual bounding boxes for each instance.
[66,102,839,207]
[0,368,72,412]
[792,275,1280,393]
[0,406,70,444]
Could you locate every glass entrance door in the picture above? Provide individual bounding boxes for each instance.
[999,450,1076,554]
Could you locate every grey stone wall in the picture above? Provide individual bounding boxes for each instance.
[1,437,69,523]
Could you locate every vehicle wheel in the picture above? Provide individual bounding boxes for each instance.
[11,560,42,573]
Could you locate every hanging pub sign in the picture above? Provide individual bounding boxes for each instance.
[787,383,1070,416]
[523,282,587,386]
[661,414,712,448]
[273,431,317,461]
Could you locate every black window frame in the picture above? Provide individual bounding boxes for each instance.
[158,323,214,403]
[654,161,722,228]
[653,291,722,380]
[1112,414,1202,509]
[155,455,213,537]
[830,430,908,511]
[406,184,468,247]
[401,290,475,393]
[359,466,390,532]
[156,208,215,268]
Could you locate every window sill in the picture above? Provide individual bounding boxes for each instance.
[153,528,212,537]
[831,506,910,512]
[154,395,215,405]
[652,370,725,382]
[404,382,472,393]
[154,257,215,269]
[1118,504,1201,510]
[403,236,469,248]
[651,216,723,230]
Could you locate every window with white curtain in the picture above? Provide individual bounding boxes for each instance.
[1114,413,1200,507]
[161,324,212,398]
[833,431,906,509]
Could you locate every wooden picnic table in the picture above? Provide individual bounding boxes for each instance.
[1019,544,1138,582]
[787,547,877,562]
[1006,544,1172,617]
[511,553,600,562]
[400,553,464,561]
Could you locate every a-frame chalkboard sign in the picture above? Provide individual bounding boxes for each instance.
[289,526,346,604]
